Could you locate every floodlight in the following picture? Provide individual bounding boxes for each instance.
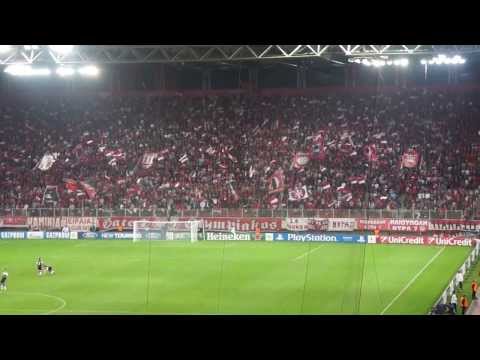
[399,58,409,67]
[49,45,74,54]
[4,64,51,76]
[0,45,12,53]
[78,65,100,77]
[362,59,371,66]
[56,67,75,77]
[420,59,427,65]
[23,45,39,51]
[386,60,393,66]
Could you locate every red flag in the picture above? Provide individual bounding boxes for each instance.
[79,181,96,199]
[64,179,79,192]
[364,144,378,162]
[310,130,326,160]
[269,168,285,194]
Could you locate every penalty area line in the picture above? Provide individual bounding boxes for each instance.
[380,246,445,315]
[293,245,323,261]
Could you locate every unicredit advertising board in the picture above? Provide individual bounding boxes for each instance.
[374,235,475,246]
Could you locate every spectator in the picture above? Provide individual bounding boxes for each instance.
[450,293,457,314]
[1,88,480,212]
[456,270,464,290]
[460,294,469,315]
[471,279,478,300]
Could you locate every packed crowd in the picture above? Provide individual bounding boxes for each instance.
[1,87,480,214]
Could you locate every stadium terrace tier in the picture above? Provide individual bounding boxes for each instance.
[1,87,480,214]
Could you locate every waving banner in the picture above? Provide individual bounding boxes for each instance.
[310,130,326,160]
[288,185,309,201]
[401,148,420,168]
[141,152,158,169]
[105,149,126,159]
[364,144,378,162]
[269,168,285,194]
[292,152,310,169]
[79,181,96,199]
[64,179,79,192]
[36,152,59,171]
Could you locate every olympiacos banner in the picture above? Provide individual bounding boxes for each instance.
[356,219,429,232]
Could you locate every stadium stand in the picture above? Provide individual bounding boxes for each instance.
[1,86,480,216]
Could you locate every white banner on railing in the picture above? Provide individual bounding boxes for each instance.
[328,218,356,232]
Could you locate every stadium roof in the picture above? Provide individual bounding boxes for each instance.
[1,45,480,65]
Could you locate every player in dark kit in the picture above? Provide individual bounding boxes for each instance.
[37,257,44,276]
[0,269,8,291]
[46,265,55,275]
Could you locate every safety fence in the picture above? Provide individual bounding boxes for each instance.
[0,207,468,220]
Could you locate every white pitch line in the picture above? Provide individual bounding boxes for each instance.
[380,247,445,315]
[293,245,323,261]
[7,291,67,315]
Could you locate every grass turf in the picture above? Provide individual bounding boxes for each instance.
[0,240,471,315]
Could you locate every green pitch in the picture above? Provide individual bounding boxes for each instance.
[0,240,470,315]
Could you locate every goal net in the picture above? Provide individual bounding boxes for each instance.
[133,220,204,243]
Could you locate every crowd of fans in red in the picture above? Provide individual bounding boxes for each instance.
[1,87,480,215]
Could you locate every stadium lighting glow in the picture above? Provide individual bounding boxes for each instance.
[420,59,427,65]
[424,54,466,66]
[386,60,393,66]
[49,45,74,54]
[56,67,75,77]
[4,64,51,76]
[399,58,409,67]
[78,65,100,77]
[0,45,12,53]
[23,45,39,51]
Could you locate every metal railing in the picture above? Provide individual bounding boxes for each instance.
[0,207,468,219]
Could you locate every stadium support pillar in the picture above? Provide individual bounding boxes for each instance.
[345,63,357,88]
[158,64,166,90]
[202,69,212,90]
[344,64,350,87]
[248,67,258,90]
[297,65,307,88]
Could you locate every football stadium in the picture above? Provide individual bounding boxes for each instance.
[0,45,480,315]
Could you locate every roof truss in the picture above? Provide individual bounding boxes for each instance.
[1,45,479,65]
